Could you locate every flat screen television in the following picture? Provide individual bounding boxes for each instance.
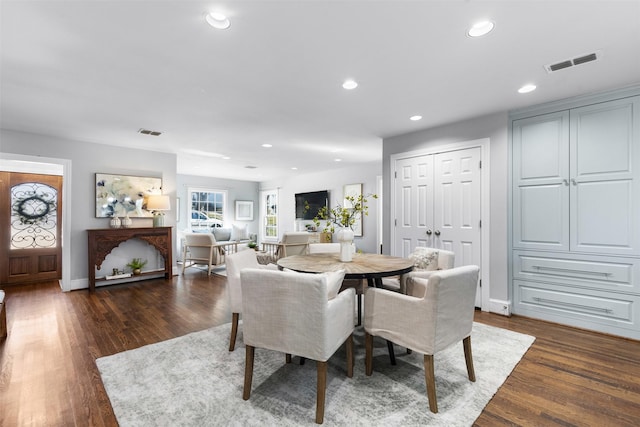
[295,190,329,220]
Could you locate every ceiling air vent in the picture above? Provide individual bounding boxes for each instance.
[245,165,257,169]
[138,128,162,136]
[545,51,601,73]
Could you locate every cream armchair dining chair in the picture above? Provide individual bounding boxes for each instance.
[381,247,455,294]
[181,233,237,275]
[309,243,363,325]
[241,268,355,424]
[261,231,310,262]
[225,250,278,351]
[364,265,480,414]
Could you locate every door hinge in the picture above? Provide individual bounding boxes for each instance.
[479,160,482,169]
[394,218,397,226]
[394,171,397,178]
[479,220,482,228]
[479,279,482,288]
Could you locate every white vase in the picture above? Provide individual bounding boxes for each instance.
[109,216,121,228]
[336,228,354,262]
[121,214,132,228]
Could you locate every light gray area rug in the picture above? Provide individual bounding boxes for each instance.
[97,322,534,426]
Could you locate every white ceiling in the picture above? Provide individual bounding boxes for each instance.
[2,1,639,182]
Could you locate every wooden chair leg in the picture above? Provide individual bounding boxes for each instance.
[463,336,476,382]
[229,313,239,351]
[346,334,354,378]
[424,354,438,413]
[365,333,373,376]
[243,345,255,400]
[316,361,327,424]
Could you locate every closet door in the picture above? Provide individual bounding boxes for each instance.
[394,155,434,257]
[512,111,570,251]
[570,96,640,255]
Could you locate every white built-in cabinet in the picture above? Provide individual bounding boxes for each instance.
[511,92,640,340]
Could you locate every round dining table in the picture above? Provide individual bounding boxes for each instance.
[276,252,414,288]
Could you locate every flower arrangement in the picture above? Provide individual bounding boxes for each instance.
[310,193,378,233]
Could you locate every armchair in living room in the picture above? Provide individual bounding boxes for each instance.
[261,231,310,262]
[181,233,238,275]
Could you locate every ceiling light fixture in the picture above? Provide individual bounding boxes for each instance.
[342,80,358,90]
[222,156,231,160]
[334,158,342,162]
[410,115,422,121]
[518,84,537,94]
[467,21,494,37]
[261,143,272,148]
[205,12,230,30]
[291,167,298,170]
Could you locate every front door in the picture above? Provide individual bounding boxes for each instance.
[0,172,63,285]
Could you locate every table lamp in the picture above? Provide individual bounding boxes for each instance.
[147,195,171,227]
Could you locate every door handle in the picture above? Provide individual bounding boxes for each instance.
[434,230,441,236]
[426,229,432,235]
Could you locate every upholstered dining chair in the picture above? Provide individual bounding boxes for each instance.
[364,265,480,413]
[309,243,363,325]
[182,233,237,275]
[225,250,278,351]
[381,247,455,294]
[261,231,310,262]
[241,268,355,424]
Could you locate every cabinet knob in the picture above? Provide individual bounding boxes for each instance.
[426,229,432,235]
[571,179,577,186]
[434,230,441,236]
[563,179,569,186]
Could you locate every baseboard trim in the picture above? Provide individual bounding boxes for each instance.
[488,299,512,317]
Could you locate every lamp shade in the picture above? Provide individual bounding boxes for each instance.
[147,195,171,211]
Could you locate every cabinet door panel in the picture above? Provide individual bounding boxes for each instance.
[513,111,569,185]
[513,183,568,250]
[572,179,638,254]
[571,97,638,181]
[570,96,640,255]
[512,112,570,250]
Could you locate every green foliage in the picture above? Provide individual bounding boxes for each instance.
[310,193,378,233]
[126,258,148,270]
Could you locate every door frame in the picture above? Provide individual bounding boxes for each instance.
[389,138,490,311]
[0,153,72,291]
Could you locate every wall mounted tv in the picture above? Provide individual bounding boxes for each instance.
[295,190,330,220]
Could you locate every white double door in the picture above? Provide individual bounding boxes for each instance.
[393,147,482,305]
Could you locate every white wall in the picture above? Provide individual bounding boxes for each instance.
[260,161,382,254]
[1,129,177,288]
[382,112,509,302]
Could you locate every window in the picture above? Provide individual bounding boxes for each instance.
[188,188,226,230]
[262,189,278,240]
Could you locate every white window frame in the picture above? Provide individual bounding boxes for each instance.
[187,187,227,231]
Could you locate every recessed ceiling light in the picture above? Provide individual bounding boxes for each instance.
[467,21,494,37]
[205,12,230,30]
[518,84,537,94]
[261,143,272,148]
[222,156,231,160]
[291,167,298,170]
[410,115,422,121]
[342,80,358,90]
[334,158,342,162]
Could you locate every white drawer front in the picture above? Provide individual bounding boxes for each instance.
[513,251,639,293]
[517,282,634,323]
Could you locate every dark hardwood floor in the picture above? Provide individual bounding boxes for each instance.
[1,272,639,426]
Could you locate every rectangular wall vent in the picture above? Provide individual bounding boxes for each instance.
[545,51,601,73]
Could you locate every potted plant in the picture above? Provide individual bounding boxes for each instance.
[310,193,377,262]
[247,241,258,251]
[127,258,148,275]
